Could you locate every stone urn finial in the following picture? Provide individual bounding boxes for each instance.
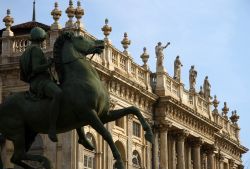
[3,9,14,31]
[102,18,112,40]
[75,0,84,29]
[121,32,131,55]
[140,47,149,69]
[51,2,62,29]
[212,95,219,109]
[65,0,75,28]
[222,102,229,118]
[230,110,239,125]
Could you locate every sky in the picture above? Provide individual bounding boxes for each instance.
[0,0,250,167]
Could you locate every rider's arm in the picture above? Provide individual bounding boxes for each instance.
[32,47,51,74]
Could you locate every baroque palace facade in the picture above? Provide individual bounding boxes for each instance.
[0,1,248,169]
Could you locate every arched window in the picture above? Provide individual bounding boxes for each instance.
[132,150,141,168]
[84,132,96,169]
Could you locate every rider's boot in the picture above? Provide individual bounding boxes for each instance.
[46,85,62,142]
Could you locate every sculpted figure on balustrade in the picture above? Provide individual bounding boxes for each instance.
[189,65,197,92]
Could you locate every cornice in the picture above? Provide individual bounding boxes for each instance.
[215,133,248,154]
[159,96,221,131]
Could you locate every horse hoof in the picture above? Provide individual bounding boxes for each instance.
[145,132,154,144]
[78,139,95,151]
[114,160,124,169]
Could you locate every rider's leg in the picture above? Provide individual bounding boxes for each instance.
[44,82,62,142]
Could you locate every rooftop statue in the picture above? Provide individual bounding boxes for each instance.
[189,65,197,92]
[0,27,153,169]
[174,55,183,81]
[155,42,170,71]
[203,76,211,100]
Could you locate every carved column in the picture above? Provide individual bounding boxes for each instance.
[170,135,176,169]
[153,125,160,169]
[176,130,189,169]
[186,143,192,169]
[192,137,203,169]
[207,147,215,169]
[159,122,172,169]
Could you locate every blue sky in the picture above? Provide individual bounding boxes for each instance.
[1,0,249,166]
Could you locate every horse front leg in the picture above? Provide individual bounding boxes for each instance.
[88,109,124,169]
[101,106,154,143]
[76,128,95,151]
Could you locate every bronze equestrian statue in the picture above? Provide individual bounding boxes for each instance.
[0,27,153,169]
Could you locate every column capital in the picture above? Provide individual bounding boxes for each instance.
[175,129,189,141]
[203,145,216,155]
[190,137,204,147]
[158,120,172,132]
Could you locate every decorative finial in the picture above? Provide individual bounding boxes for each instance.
[75,0,84,30]
[102,18,112,41]
[140,47,149,69]
[3,9,14,32]
[212,95,219,110]
[230,110,239,125]
[121,32,131,55]
[212,95,220,118]
[65,0,75,28]
[32,0,36,22]
[222,102,229,118]
[51,2,62,30]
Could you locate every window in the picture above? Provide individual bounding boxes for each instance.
[133,121,141,137]
[132,150,141,168]
[84,155,94,169]
[115,117,124,128]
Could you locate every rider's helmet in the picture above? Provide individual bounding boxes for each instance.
[30,27,47,42]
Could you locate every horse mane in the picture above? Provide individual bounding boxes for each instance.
[53,32,74,83]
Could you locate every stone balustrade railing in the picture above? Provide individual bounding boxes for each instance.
[0,35,50,64]
[217,115,239,142]
[157,72,240,141]
[13,35,50,54]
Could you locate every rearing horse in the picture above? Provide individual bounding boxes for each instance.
[0,32,153,169]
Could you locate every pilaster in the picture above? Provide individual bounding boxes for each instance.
[127,115,133,169]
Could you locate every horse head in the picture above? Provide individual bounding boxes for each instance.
[53,32,104,83]
[72,36,104,56]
